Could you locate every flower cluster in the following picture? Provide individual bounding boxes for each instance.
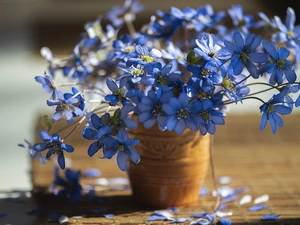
[20,1,300,171]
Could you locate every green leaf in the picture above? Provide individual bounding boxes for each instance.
[43,115,53,132]
[113,108,121,118]
[186,50,204,65]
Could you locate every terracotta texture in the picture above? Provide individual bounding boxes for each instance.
[127,121,211,209]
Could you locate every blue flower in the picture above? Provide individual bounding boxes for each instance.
[52,168,82,203]
[260,88,293,133]
[102,134,140,171]
[104,78,130,106]
[224,32,267,78]
[101,104,137,137]
[273,7,300,48]
[82,113,113,157]
[47,91,84,125]
[194,33,231,69]
[192,5,226,32]
[228,5,255,34]
[259,41,297,85]
[18,139,47,165]
[191,99,225,135]
[106,0,144,28]
[187,64,223,94]
[255,12,276,29]
[64,87,85,112]
[221,72,250,103]
[146,11,182,39]
[118,63,145,85]
[161,42,187,66]
[162,93,198,134]
[35,74,58,99]
[137,88,173,130]
[33,131,74,169]
[112,33,146,60]
[127,45,162,68]
[142,60,183,89]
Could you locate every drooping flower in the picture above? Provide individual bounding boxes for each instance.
[52,167,82,203]
[33,131,74,169]
[137,87,173,130]
[260,88,292,134]
[191,99,225,135]
[162,93,198,134]
[35,73,58,99]
[47,91,84,125]
[259,41,297,85]
[18,139,47,165]
[63,87,85,112]
[224,32,267,78]
[161,41,187,66]
[101,134,140,171]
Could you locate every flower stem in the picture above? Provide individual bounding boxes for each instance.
[125,16,136,37]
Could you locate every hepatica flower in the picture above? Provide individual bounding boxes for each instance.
[260,88,292,134]
[259,41,297,85]
[33,131,74,169]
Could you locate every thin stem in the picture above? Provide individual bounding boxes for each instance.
[236,75,251,85]
[82,89,106,96]
[58,83,80,87]
[209,135,220,211]
[125,16,136,37]
[223,96,266,105]
[62,116,86,141]
[246,87,277,96]
[245,82,277,89]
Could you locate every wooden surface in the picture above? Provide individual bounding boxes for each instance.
[31,114,300,224]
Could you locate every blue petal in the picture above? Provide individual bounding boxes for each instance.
[233,32,245,50]
[46,149,55,158]
[91,114,102,130]
[274,105,292,115]
[96,125,111,139]
[88,141,102,157]
[278,47,290,59]
[146,215,167,221]
[260,112,268,131]
[144,117,157,129]
[40,130,53,142]
[248,204,269,212]
[61,144,74,152]
[250,52,268,64]
[33,143,48,152]
[217,218,232,225]
[57,153,66,170]
[138,111,153,123]
[283,68,296,83]
[82,128,97,140]
[127,148,140,164]
[171,218,187,223]
[52,111,63,121]
[162,103,177,116]
[117,151,128,171]
[262,41,278,60]
[106,78,118,92]
[167,115,178,131]
[261,214,281,220]
[175,120,186,134]
[123,118,137,129]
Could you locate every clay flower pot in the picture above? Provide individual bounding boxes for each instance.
[127,121,210,209]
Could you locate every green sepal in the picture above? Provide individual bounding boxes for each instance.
[186,50,204,65]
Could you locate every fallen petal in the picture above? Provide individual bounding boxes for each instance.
[248,205,269,212]
[254,194,269,204]
[261,214,281,220]
[95,178,109,186]
[168,207,179,212]
[239,194,252,205]
[215,211,233,217]
[190,218,211,225]
[217,176,232,185]
[59,215,68,224]
[154,210,174,219]
[104,214,114,219]
[190,212,209,218]
[147,215,167,221]
[217,218,232,225]
[171,218,188,223]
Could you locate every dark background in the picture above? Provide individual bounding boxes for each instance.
[0,0,299,55]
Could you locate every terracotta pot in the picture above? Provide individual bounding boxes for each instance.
[127,120,210,209]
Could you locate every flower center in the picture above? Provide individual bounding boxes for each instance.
[276,60,285,68]
[177,108,190,119]
[125,45,134,53]
[288,31,294,38]
[201,111,210,120]
[239,52,248,62]
[267,104,275,112]
[208,51,216,58]
[152,105,163,117]
[118,145,125,151]
[222,78,236,89]
[141,55,155,62]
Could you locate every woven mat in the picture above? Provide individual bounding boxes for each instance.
[31,114,300,225]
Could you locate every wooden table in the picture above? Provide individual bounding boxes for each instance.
[31,114,300,224]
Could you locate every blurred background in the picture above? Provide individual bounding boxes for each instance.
[0,0,299,192]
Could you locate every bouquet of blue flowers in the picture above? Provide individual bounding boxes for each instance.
[20,0,300,172]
